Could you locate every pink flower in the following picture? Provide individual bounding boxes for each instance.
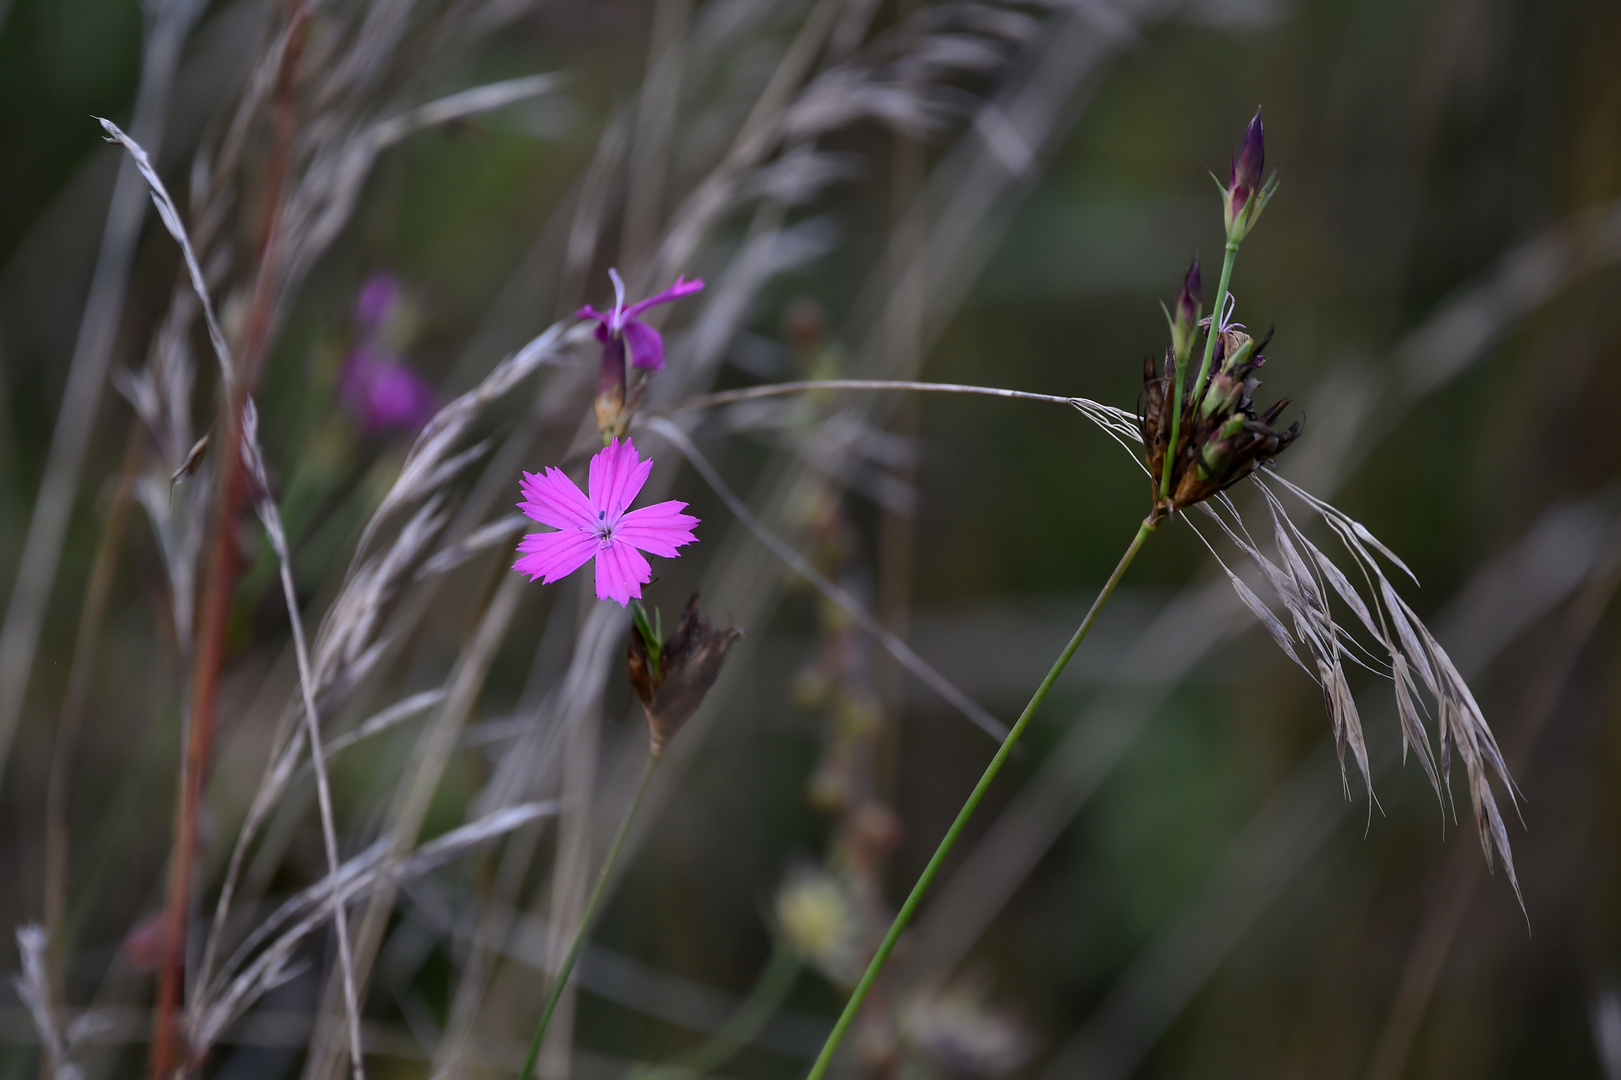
[512,438,699,606]
[355,272,402,331]
[341,343,435,432]
[577,268,705,374]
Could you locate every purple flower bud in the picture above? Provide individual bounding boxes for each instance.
[1235,108,1264,192]
[1177,257,1202,325]
[355,272,402,332]
[1220,108,1278,241]
[1169,256,1202,362]
[340,344,435,433]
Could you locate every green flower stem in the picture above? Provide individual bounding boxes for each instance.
[519,750,663,1079]
[1161,239,1239,500]
[1187,241,1240,412]
[632,936,802,1080]
[804,518,1157,1080]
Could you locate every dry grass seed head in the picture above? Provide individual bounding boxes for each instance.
[1214,473,1525,906]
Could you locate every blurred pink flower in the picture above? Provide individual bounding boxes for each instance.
[355,271,402,331]
[340,343,435,432]
[577,267,704,373]
[512,438,699,606]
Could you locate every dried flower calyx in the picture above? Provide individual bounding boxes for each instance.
[627,594,741,754]
[1141,320,1300,520]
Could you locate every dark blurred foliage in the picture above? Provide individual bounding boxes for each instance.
[1,0,1619,1078]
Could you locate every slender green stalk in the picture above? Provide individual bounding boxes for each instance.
[519,750,663,1078]
[1160,240,1239,500]
[804,518,1157,1080]
[632,936,801,1080]
[1187,242,1240,412]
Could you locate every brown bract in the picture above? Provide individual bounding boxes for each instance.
[627,594,742,754]
[1140,329,1300,522]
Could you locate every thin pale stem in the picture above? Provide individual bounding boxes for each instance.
[266,518,366,1078]
[657,380,1082,416]
[519,750,663,1079]
[1161,240,1238,500]
[803,517,1157,1080]
[632,936,801,1080]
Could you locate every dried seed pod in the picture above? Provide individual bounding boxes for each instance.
[626,594,742,754]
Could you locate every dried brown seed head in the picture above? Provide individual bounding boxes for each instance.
[626,594,742,754]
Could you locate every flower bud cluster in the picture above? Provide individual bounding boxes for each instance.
[1140,322,1298,518]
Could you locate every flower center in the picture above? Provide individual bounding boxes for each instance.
[596,508,615,543]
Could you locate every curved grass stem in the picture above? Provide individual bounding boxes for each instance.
[803,517,1157,1080]
[631,936,801,1080]
[518,750,662,1078]
[658,379,1084,416]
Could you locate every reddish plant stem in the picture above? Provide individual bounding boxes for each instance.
[149,8,308,1076]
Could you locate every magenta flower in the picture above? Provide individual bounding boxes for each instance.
[355,272,402,331]
[512,438,699,606]
[341,343,435,432]
[577,268,705,374]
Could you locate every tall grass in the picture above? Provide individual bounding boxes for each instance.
[1,1,1619,1079]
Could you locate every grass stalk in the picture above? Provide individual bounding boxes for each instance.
[518,750,663,1079]
[151,14,309,1074]
[659,379,1083,415]
[803,516,1157,1080]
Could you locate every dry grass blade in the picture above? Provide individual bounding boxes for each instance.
[416,514,529,579]
[1191,464,1518,893]
[95,118,236,388]
[1185,510,1309,675]
[1242,472,1523,908]
[322,691,448,759]
[354,321,576,561]
[13,925,87,1080]
[278,74,561,297]
[237,400,366,1079]
[1039,493,1621,1080]
[194,801,559,1054]
[302,574,531,1080]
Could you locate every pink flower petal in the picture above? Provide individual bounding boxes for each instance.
[518,467,597,530]
[594,539,652,606]
[513,529,598,583]
[623,275,705,319]
[586,438,653,522]
[623,320,666,372]
[615,500,699,557]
